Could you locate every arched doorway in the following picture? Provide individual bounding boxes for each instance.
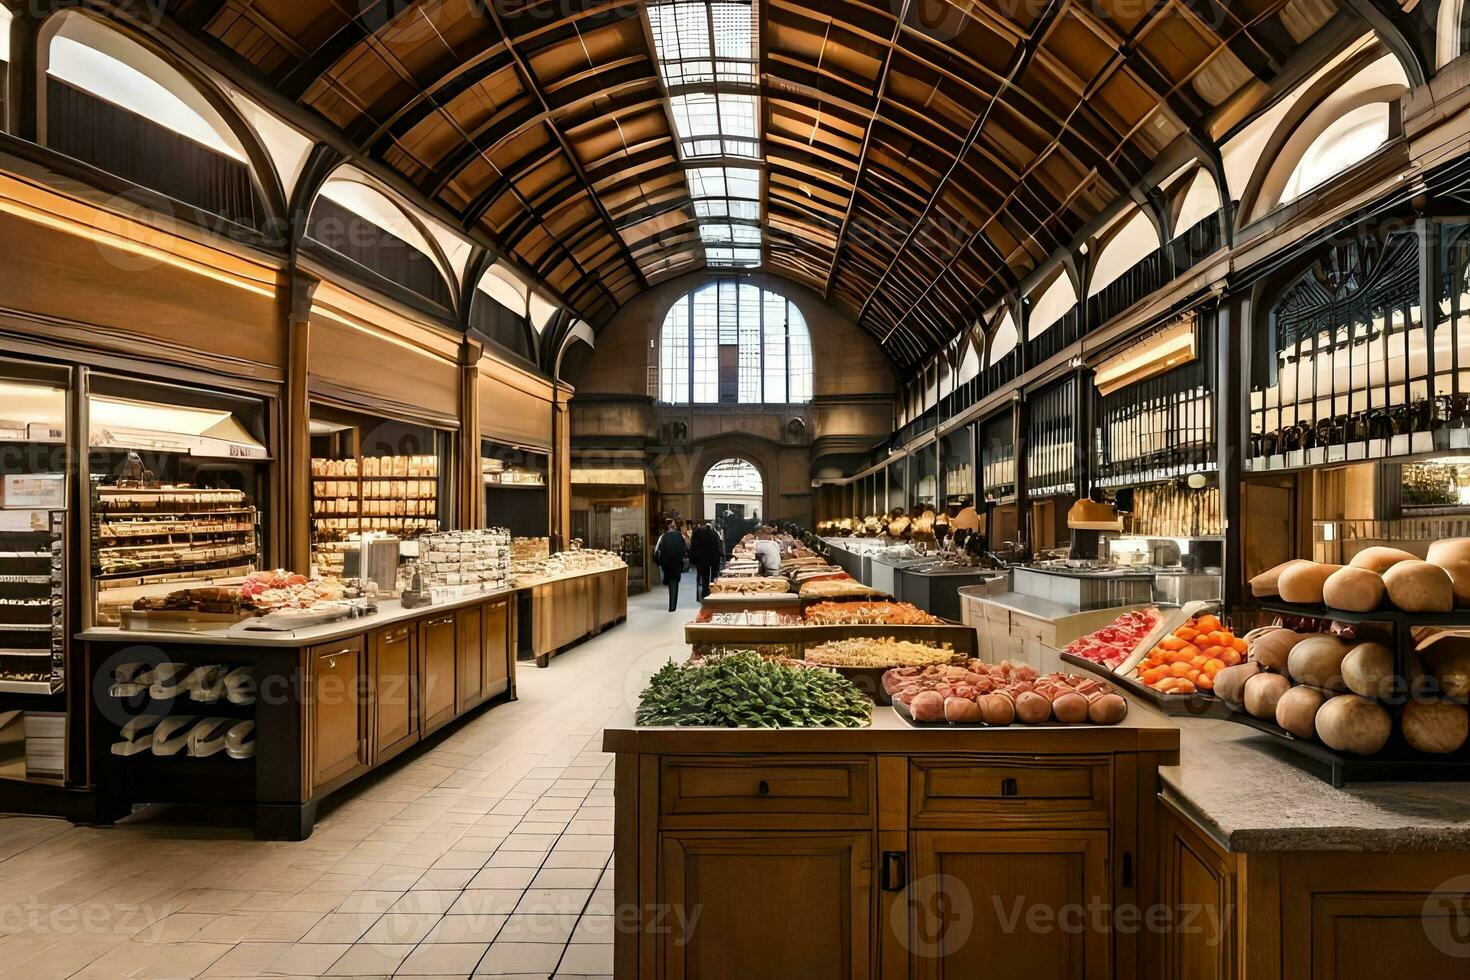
[703,458,765,552]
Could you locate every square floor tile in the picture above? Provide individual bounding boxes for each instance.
[530,868,602,890]
[360,911,442,944]
[424,913,509,943]
[556,942,614,975]
[448,890,523,916]
[570,915,616,944]
[389,891,460,914]
[398,941,490,975]
[324,941,413,975]
[513,888,591,915]
[494,913,578,944]
[301,912,381,944]
[468,867,537,890]
[473,942,563,975]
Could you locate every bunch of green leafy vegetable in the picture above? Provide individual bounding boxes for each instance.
[635,651,872,728]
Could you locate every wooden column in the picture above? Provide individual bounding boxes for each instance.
[5,9,46,143]
[459,340,483,530]
[1217,298,1245,609]
[284,274,318,573]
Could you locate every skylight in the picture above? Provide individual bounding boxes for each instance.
[647,0,763,268]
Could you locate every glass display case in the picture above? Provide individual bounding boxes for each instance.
[0,374,67,699]
[86,377,268,627]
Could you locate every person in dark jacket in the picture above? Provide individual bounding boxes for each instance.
[689,522,723,602]
[653,520,688,612]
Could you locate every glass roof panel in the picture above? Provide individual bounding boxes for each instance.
[647,0,763,267]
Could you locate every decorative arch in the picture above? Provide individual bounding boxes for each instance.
[987,307,1019,368]
[34,9,287,233]
[658,280,813,405]
[1167,166,1225,239]
[1437,0,1470,67]
[305,166,460,312]
[692,443,775,526]
[1087,209,1163,299]
[1026,269,1079,340]
[1237,47,1411,222]
[468,257,539,362]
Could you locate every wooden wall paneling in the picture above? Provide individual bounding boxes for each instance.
[1158,798,1239,980]
[307,280,463,426]
[477,354,556,450]
[0,173,285,380]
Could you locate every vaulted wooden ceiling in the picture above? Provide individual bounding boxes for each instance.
[167,0,1343,366]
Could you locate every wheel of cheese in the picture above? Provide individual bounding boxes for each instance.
[1277,562,1343,605]
[1383,560,1455,613]
[1348,547,1418,574]
[1321,566,1386,613]
[1427,538,1470,607]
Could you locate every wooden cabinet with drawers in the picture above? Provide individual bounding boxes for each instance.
[607,722,1179,980]
[457,603,484,714]
[419,612,458,735]
[1152,796,1470,980]
[308,636,369,796]
[371,623,417,764]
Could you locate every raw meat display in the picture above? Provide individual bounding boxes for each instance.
[1065,608,1163,669]
[884,660,1128,726]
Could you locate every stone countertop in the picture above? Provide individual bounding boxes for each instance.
[1151,701,1470,853]
[957,588,1130,622]
[79,589,516,648]
[603,704,1181,756]
[1015,564,1158,580]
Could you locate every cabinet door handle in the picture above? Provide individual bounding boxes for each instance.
[320,647,353,663]
[757,779,770,796]
[881,852,907,892]
[1000,777,1019,797]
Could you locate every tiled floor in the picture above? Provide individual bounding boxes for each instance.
[0,579,701,978]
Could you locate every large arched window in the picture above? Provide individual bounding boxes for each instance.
[659,282,812,404]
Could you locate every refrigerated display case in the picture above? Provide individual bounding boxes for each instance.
[86,379,268,627]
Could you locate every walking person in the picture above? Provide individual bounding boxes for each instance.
[654,520,688,612]
[690,521,723,602]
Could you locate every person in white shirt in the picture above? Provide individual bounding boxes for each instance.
[752,533,781,578]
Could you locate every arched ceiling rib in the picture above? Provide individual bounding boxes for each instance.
[167,0,1343,365]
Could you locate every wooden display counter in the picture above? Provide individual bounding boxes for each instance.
[604,709,1180,979]
[1150,709,1470,979]
[516,565,628,666]
[81,592,516,840]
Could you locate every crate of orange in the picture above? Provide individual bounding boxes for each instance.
[1130,611,1244,697]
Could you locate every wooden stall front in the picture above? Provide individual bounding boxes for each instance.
[83,592,516,840]
[605,710,1179,979]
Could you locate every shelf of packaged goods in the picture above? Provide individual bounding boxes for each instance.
[0,647,55,657]
[312,475,439,482]
[94,564,254,588]
[0,623,53,631]
[0,552,52,559]
[0,575,52,585]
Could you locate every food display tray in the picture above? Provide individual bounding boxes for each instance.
[1226,711,1470,787]
[1060,652,1227,718]
[684,621,977,657]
